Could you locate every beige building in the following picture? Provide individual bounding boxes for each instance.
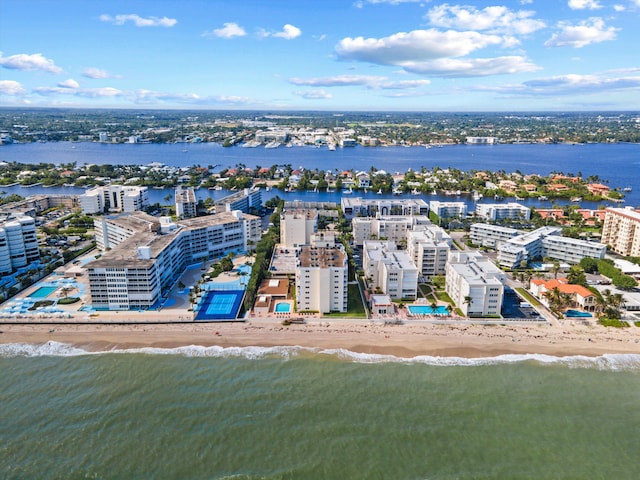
[295,244,348,313]
[601,207,640,257]
[280,209,317,247]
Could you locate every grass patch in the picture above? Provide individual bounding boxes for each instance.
[28,300,54,311]
[434,290,454,304]
[57,297,80,305]
[515,288,542,307]
[598,318,629,328]
[325,283,366,317]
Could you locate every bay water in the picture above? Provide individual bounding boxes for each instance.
[2,344,640,479]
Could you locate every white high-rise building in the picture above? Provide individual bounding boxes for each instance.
[295,244,348,313]
[406,225,452,278]
[80,185,149,214]
[363,240,418,300]
[351,215,431,246]
[0,214,40,274]
[175,186,197,219]
[280,209,318,247]
[446,251,506,317]
[601,207,640,257]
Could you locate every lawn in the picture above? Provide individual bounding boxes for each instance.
[324,283,367,318]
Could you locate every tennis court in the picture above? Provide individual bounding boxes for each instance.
[195,290,244,321]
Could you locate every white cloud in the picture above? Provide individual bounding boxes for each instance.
[568,0,603,10]
[290,74,430,90]
[0,80,26,96]
[259,24,302,40]
[82,67,118,79]
[293,89,333,99]
[34,86,124,98]
[545,17,618,48]
[613,4,625,11]
[58,79,79,89]
[426,4,546,35]
[403,56,540,77]
[478,72,640,96]
[0,52,62,74]
[290,74,387,87]
[205,22,247,39]
[336,29,505,65]
[99,14,177,27]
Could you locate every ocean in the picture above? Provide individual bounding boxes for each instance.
[2,344,640,479]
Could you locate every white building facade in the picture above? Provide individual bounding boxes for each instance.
[475,203,531,221]
[601,207,640,257]
[0,214,40,274]
[406,225,452,279]
[363,240,418,300]
[429,201,468,219]
[295,244,348,313]
[280,209,318,248]
[80,185,149,214]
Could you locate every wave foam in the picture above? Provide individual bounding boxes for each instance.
[2,342,639,370]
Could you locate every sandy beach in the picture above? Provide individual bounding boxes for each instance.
[1,318,639,358]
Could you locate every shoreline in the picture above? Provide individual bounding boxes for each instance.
[2,319,639,359]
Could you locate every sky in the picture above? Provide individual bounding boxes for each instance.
[1,0,639,111]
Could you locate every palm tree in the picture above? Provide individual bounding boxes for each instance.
[463,296,473,315]
[551,260,561,279]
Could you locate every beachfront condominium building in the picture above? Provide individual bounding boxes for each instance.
[0,214,40,274]
[470,223,520,248]
[80,185,149,215]
[475,203,531,222]
[341,197,429,219]
[496,226,606,269]
[363,240,418,300]
[351,215,431,246]
[295,244,347,313]
[175,186,197,219]
[601,207,640,257]
[406,225,452,279]
[445,251,506,317]
[429,201,468,219]
[280,209,318,247]
[215,187,262,214]
[88,211,261,310]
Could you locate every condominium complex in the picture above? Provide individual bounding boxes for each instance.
[80,185,149,214]
[475,203,531,221]
[363,240,418,300]
[351,215,431,246]
[406,225,452,278]
[215,187,262,214]
[88,211,261,310]
[295,244,347,313]
[495,226,606,269]
[0,214,39,274]
[446,251,506,317]
[280,209,318,247]
[429,201,468,219]
[601,207,640,257]
[470,223,519,248]
[175,186,197,218]
[341,197,429,219]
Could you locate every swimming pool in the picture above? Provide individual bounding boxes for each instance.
[565,309,592,318]
[407,305,449,315]
[274,302,291,313]
[29,286,57,298]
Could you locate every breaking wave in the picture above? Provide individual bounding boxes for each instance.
[1,342,639,371]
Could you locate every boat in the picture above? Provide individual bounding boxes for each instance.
[623,186,632,192]
[571,197,582,202]
[343,186,353,195]
[265,141,281,149]
[393,188,402,195]
[241,140,260,148]
[377,189,383,195]
[538,195,548,201]
[472,191,483,201]
[411,188,420,195]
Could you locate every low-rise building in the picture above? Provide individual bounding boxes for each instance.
[215,187,262,214]
[475,203,531,221]
[445,251,505,317]
[429,201,467,219]
[351,215,431,246]
[530,278,598,312]
[341,197,429,219]
[470,223,520,248]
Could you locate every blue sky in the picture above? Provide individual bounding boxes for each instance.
[1,0,639,111]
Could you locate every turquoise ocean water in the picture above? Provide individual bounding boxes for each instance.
[2,343,640,479]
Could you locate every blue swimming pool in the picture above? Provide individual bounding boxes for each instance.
[565,309,592,318]
[29,286,57,298]
[407,305,449,315]
[274,302,291,313]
